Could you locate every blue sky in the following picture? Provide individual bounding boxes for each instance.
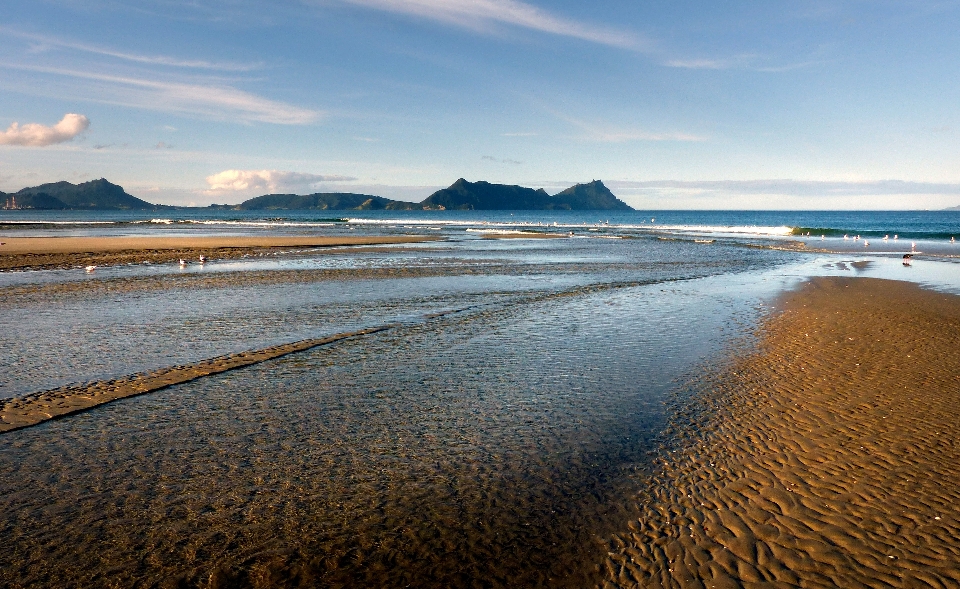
[1,0,959,208]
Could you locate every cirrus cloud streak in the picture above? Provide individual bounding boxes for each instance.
[339,0,645,50]
[0,63,320,125]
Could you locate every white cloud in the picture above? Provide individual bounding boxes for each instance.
[1,28,261,71]
[339,0,645,50]
[0,63,321,125]
[205,169,358,193]
[0,113,89,147]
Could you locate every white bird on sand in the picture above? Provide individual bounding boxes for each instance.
[179,258,187,266]
[85,265,96,272]
[864,240,869,246]
[199,255,207,263]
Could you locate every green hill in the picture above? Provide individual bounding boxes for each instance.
[12,179,160,210]
[420,178,632,210]
[236,192,417,211]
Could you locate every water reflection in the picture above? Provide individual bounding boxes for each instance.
[1,277,748,588]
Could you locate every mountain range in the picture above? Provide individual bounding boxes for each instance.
[2,178,633,211]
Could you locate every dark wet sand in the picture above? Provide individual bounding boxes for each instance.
[0,326,393,433]
[0,235,439,271]
[605,276,960,587]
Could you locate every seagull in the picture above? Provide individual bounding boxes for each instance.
[85,265,96,272]
[883,235,889,241]
[894,234,898,240]
[199,255,207,263]
[179,258,187,266]
[820,235,825,240]
[864,240,869,246]
[903,253,913,266]
[844,234,849,240]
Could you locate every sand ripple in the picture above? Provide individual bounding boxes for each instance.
[606,277,960,588]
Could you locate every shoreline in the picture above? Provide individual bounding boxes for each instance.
[606,276,960,587]
[0,235,440,271]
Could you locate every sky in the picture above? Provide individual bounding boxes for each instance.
[1,0,959,209]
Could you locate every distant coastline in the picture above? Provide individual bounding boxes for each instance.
[2,178,633,212]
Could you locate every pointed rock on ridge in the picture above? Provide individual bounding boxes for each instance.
[551,180,632,210]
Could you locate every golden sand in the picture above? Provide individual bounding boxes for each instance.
[604,277,960,588]
[0,326,394,433]
[0,235,438,271]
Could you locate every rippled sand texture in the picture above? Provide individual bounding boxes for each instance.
[0,275,748,589]
[605,276,960,588]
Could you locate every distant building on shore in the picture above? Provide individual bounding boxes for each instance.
[2,196,20,210]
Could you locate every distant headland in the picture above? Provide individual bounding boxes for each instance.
[1,178,633,211]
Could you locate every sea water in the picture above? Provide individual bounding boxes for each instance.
[1,209,958,587]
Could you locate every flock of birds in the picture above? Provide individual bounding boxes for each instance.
[86,254,207,273]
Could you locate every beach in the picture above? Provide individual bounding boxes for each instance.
[0,235,439,271]
[606,276,960,587]
[3,213,960,587]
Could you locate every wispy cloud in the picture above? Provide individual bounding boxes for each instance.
[665,58,738,70]
[502,132,537,137]
[607,179,960,196]
[664,51,822,72]
[482,155,522,164]
[0,113,89,147]
[0,63,321,124]
[205,169,358,194]
[2,27,261,71]
[548,109,705,143]
[338,0,646,50]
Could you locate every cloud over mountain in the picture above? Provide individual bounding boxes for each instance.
[205,169,357,194]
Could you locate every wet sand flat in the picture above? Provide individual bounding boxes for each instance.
[0,326,393,433]
[0,235,438,270]
[607,276,960,588]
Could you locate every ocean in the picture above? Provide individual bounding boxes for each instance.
[1,208,959,587]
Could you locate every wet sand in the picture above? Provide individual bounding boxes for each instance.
[0,326,394,433]
[0,235,438,271]
[606,276,960,587]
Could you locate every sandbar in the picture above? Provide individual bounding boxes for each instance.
[606,276,960,587]
[0,235,438,271]
[0,326,395,433]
